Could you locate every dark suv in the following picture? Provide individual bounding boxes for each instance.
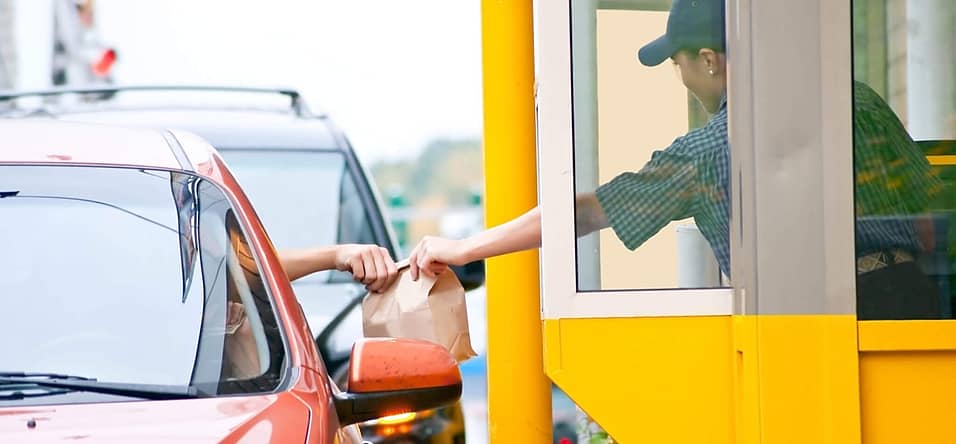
[0,85,477,444]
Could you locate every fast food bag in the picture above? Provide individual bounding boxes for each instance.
[362,260,476,362]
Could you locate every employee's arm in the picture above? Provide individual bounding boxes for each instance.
[409,192,609,279]
[575,192,609,236]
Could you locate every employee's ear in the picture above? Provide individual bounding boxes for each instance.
[699,48,726,75]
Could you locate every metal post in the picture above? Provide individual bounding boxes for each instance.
[481,0,553,442]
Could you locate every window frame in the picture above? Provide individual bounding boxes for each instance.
[537,0,859,319]
[192,173,293,394]
[535,0,733,319]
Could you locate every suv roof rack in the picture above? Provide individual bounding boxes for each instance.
[0,85,316,117]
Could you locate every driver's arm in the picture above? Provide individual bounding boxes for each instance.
[278,244,399,293]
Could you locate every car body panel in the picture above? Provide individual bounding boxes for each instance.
[0,367,358,443]
[0,120,179,168]
[0,392,310,443]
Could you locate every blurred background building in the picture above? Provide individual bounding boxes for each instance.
[1,0,116,92]
[0,1,15,89]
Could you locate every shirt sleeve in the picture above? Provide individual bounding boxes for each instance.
[595,145,699,250]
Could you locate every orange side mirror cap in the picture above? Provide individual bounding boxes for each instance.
[348,338,461,393]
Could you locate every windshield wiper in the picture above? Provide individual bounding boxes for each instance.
[0,384,72,401]
[0,373,202,401]
[0,372,96,380]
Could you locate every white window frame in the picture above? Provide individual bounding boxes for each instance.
[536,0,857,320]
[535,0,733,320]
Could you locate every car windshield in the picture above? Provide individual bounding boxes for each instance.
[219,150,377,284]
[0,165,285,402]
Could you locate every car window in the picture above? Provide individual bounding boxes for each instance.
[0,166,285,401]
[220,150,378,284]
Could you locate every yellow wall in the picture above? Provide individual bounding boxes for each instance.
[858,321,956,444]
[742,316,862,444]
[595,10,692,290]
[545,316,734,443]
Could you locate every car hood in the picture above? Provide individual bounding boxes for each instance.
[0,394,311,443]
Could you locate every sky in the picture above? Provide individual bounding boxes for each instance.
[93,0,484,163]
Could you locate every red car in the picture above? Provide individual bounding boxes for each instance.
[0,120,462,443]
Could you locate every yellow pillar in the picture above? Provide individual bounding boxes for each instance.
[481,0,552,442]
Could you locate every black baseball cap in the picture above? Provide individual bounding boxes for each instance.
[637,0,726,67]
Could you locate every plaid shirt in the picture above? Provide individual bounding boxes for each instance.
[596,96,731,275]
[853,81,941,256]
[595,82,939,278]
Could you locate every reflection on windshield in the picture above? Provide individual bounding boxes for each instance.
[0,166,285,402]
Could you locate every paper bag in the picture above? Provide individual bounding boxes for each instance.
[362,260,477,362]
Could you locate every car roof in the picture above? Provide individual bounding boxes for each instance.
[49,107,344,151]
[0,119,186,169]
[0,86,348,151]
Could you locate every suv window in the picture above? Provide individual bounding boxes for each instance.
[220,150,378,284]
[0,166,285,400]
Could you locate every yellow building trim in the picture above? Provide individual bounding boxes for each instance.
[733,315,760,444]
[926,155,956,166]
[858,320,956,351]
[858,320,956,443]
[545,314,864,443]
[544,316,735,443]
[746,315,861,444]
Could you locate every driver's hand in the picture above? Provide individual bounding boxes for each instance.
[334,244,399,293]
[225,301,246,335]
[223,301,259,379]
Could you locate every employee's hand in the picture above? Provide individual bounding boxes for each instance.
[408,236,467,281]
[334,244,399,293]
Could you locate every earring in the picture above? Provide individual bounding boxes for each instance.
[708,69,715,76]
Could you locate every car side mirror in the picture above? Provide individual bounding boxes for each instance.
[333,338,462,426]
[449,259,485,291]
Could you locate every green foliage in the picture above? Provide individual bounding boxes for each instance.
[371,137,484,206]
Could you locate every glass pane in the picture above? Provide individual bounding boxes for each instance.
[0,166,285,402]
[852,0,956,320]
[571,1,730,291]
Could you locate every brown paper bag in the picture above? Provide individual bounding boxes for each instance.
[362,260,477,362]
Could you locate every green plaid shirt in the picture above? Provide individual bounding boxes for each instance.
[596,96,731,275]
[853,81,941,256]
[595,82,939,278]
